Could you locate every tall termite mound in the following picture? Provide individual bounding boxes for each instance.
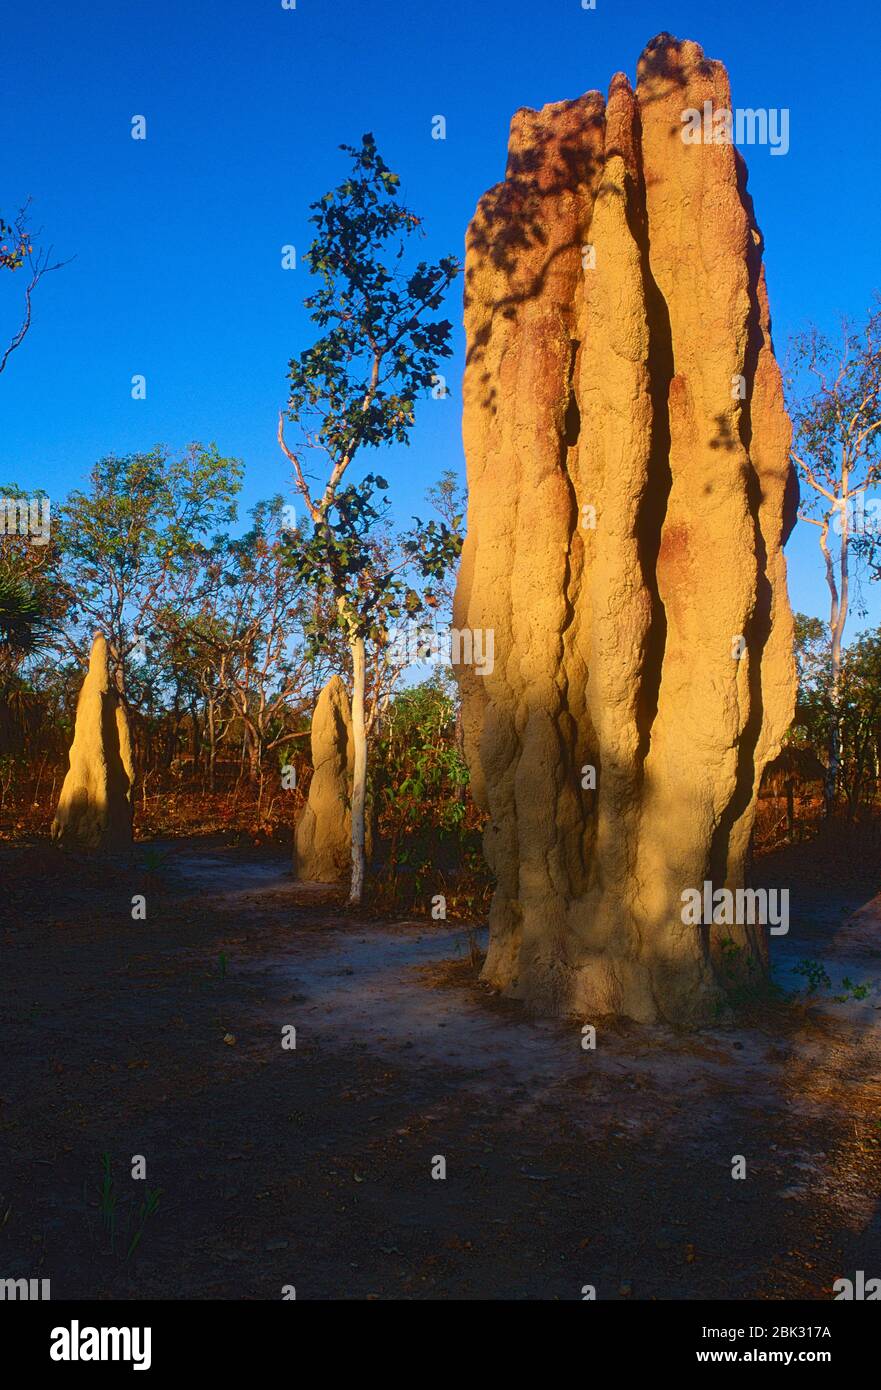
[52,632,134,851]
[294,675,355,882]
[454,34,798,1025]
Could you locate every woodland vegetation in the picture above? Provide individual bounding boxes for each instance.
[2,149,881,909]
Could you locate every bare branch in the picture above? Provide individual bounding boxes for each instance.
[0,202,72,376]
[278,412,320,522]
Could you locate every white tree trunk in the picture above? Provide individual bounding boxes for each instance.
[820,509,848,817]
[349,634,367,905]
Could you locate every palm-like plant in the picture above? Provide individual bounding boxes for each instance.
[0,568,46,676]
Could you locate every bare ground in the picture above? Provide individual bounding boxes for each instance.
[0,834,879,1300]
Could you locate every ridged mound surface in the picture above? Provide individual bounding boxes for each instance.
[453,34,797,1024]
[294,675,355,883]
[52,632,134,852]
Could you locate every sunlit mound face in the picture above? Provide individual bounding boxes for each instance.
[51,633,133,853]
[453,35,797,1026]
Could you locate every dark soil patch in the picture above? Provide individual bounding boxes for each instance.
[1,838,879,1300]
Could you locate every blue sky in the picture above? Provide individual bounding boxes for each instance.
[2,0,879,629]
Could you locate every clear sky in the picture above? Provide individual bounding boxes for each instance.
[2,0,879,628]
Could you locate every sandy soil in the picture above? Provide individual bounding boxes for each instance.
[0,835,879,1300]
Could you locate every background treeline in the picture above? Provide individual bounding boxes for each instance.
[757,613,881,846]
[7,446,881,889]
[0,452,488,917]
[4,152,881,902]
[1,140,485,914]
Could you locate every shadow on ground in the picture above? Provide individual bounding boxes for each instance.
[0,833,878,1299]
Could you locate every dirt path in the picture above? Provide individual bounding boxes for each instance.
[1,838,879,1299]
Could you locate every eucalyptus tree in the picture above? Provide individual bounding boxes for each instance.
[278,134,460,903]
[57,444,242,698]
[788,303,881,812]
